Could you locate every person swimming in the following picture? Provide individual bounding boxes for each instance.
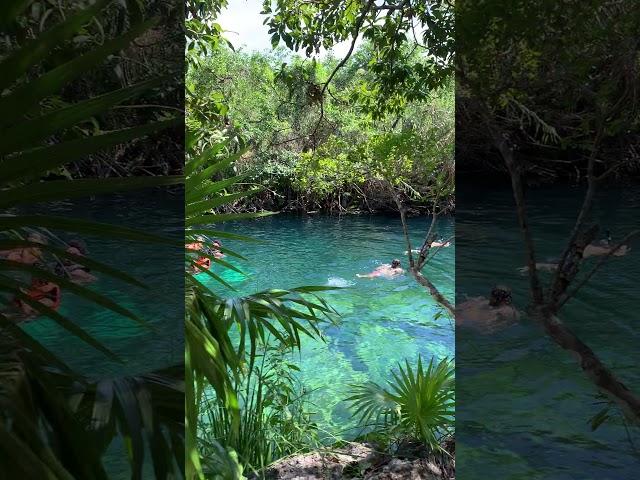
[405,240,451,254]
[599,230,612,247]
[55,238,96,284]
[584,230,629,258]
[186,236,213,272]
[456,285,520,333]
[13,276,62,319]
[357,259,405,279]
[207,239,225,259]
[2,232,47,265]
[519,230,630,273]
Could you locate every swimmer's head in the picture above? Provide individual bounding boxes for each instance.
[489,285,512,307]
[195,235,205,243]
[391,259,401,269]
[213,240,222,248]
[68,239,87,254]
[27,232,47,244]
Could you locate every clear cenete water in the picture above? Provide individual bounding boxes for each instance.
[457,185,640,479]
[202,213,455,439]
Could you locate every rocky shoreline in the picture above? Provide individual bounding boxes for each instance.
[251,440,455,480]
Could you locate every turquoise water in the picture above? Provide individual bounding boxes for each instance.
[16,189,183,478]
[201,213,455,439]
[457,184,640,479]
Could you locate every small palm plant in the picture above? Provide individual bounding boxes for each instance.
[347,356,454,452]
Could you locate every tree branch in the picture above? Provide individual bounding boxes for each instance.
[555,230,640,310]
[391,185,454,316]
[535,309,640,422]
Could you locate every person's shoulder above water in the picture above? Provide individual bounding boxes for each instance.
[456,286,520,333]
[357,259,404,279]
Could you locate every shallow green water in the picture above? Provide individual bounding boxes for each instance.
[201,213,455,439]
[17,189,183,479]
[457,184,640,479]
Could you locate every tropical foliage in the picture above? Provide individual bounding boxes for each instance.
[187,46,454,213]
[457,0,640,180]
[184,134,339,479]
[1,0,184,477]
[347,356,454,452]
[185,1,456,478]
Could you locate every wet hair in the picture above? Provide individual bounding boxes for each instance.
[391,259,401,268]
[212,240,222,248]
[54,263,66,277]
[489,286,512,307]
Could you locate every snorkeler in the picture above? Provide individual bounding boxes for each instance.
[12,277,62,319]
[357,259,405,279]
[456,285,520,332]
[55,239,97,284]
[1,232,47,265]
[519,230,630,273]
[186,236,212,273]
[205,239,225,259]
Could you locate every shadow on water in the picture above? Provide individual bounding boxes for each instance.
[457,184,640,479]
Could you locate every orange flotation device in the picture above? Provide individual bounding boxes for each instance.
[25,282,61,310]
[185,242,203,251]
[194,256,211,271]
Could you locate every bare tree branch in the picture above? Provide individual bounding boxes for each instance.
[556,230,640,310]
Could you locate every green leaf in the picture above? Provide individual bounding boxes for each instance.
[0,176,183,209]
[0,0,32,28]
[0,18,159,128]
[186,189,262,217]
[0,76,172,155]
[0,0,112,91]
[0,216,180,246]
[186,211,275,227]
[0,118,182,183]
[0,261,152,330]
[0,278,121,362]
[0,240,146,288]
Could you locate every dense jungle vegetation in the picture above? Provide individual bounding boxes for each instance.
[1,0,184,478]
[187,46,454,213]
[457,0,640,184]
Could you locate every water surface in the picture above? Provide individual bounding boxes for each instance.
[203,213,455,439]
[16,189,183,479]
[457,185,640,479]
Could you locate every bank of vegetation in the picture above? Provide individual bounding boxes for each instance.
[188,46,454,214]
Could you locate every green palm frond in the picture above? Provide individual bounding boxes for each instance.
[1,1,185,477]
[184,135,339,478]
[347,356,454,452]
